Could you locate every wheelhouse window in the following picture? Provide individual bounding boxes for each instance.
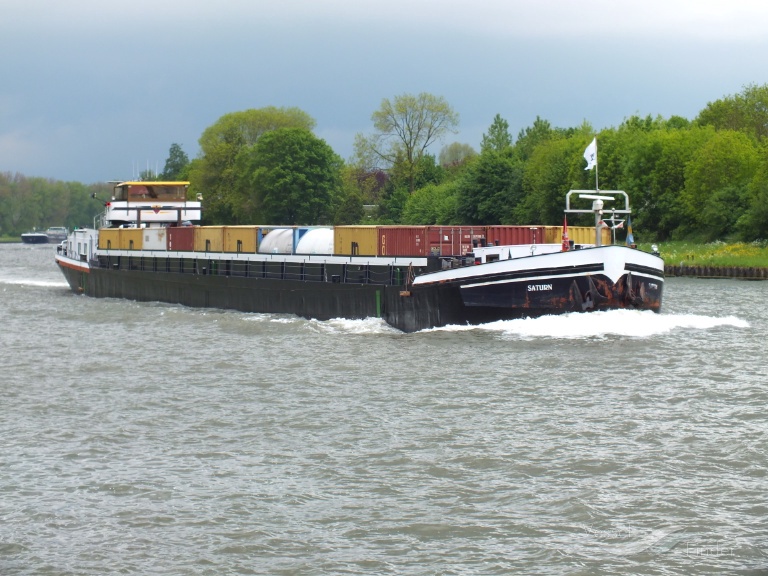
[113,182,188,202]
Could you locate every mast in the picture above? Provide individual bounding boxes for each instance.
[594,138,599,191]
[583,138,600,243]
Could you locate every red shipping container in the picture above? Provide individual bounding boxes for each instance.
[427,226,487,256]
[377,226,429,257]
[167,226,196,252]
[485,225,547,246]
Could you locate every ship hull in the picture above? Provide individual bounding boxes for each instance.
[21,233,49,244]
[56,246,663,332]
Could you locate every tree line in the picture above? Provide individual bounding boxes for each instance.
[0,176,110,236]
[0,144,190,237]
[3,84,768,242]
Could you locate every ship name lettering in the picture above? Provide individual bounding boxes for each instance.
[527,284,553,292]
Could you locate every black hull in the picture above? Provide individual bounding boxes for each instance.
[56,257,663,333]
[21,234,49,244]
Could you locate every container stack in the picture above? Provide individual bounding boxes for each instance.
[100,223,612,256]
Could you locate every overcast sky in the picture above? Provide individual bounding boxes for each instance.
[2,0,767,183]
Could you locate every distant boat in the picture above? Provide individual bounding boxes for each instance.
[20,231,49,244]
[45,227,68,243]
[20,227,68,244]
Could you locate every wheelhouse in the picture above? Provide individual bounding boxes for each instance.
[112,181,189,202]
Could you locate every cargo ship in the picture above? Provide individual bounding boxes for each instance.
[54,181,664,332]
[21,231,50,244]
[20,226,68,244]
[44,227,69,243]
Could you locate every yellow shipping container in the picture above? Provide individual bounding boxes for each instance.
[119,228,143,250]
[194,226,225,252]
[98,228,121,250]
[224,226,258,253]
[544,226,610,245]
[334,226,378,256]
[543,226,560,244]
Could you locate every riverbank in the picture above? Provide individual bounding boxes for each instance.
[643,240,768,280]
[664,264,768,279]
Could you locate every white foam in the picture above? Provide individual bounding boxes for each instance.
[228,308,750,339]
[308,317,399,335]
[0,277,68,288]
[427,309,749,339]
[238,313,397,334]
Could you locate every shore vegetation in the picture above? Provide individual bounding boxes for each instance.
[641,240,768,268]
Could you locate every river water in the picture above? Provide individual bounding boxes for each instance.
[1,243,765,575]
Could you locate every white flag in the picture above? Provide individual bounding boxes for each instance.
[584,138,597,170]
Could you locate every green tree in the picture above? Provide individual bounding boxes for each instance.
[375,180,409,224]
[517,137,583,225]
[341,164,389,205]
[682,129,759,239]
[738,154,768,240]
[0,173,105,235]
[0,173,26,234]
[334,188,365,225]
[73,182,109,230]
[161,143,190,180]
[402,181,459,225]
[438,142,477,167]
[138,168,160,181]
[481,113,512,153]
[514,116,560,161]
[190,107,315,223]
[456,149,523,224]
[400,154,446,191]
[614,123,711,239]
[234,128,342,224]
[356,92,459,193]
[697,83,768,142]
[375,153,446,223]
[34,178,72,228]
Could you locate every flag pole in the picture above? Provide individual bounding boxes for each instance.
[594,138,599,191]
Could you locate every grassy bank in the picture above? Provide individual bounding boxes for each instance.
[641,240,768,268]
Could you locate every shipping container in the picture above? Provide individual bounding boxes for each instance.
[334,226,378,256]
[167,226,195,252]
[378,226,429,257]
[295,228,333,254]
[98,228,120,250]
[194,226,225,252]
[257,228,294,254]
[224,226,259,253]
[485,225,547,246]
[142,227,167,250]
[427,226,487,256]
[543,226,610,245]
[119,228,143,250]
[599,226,617,245]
